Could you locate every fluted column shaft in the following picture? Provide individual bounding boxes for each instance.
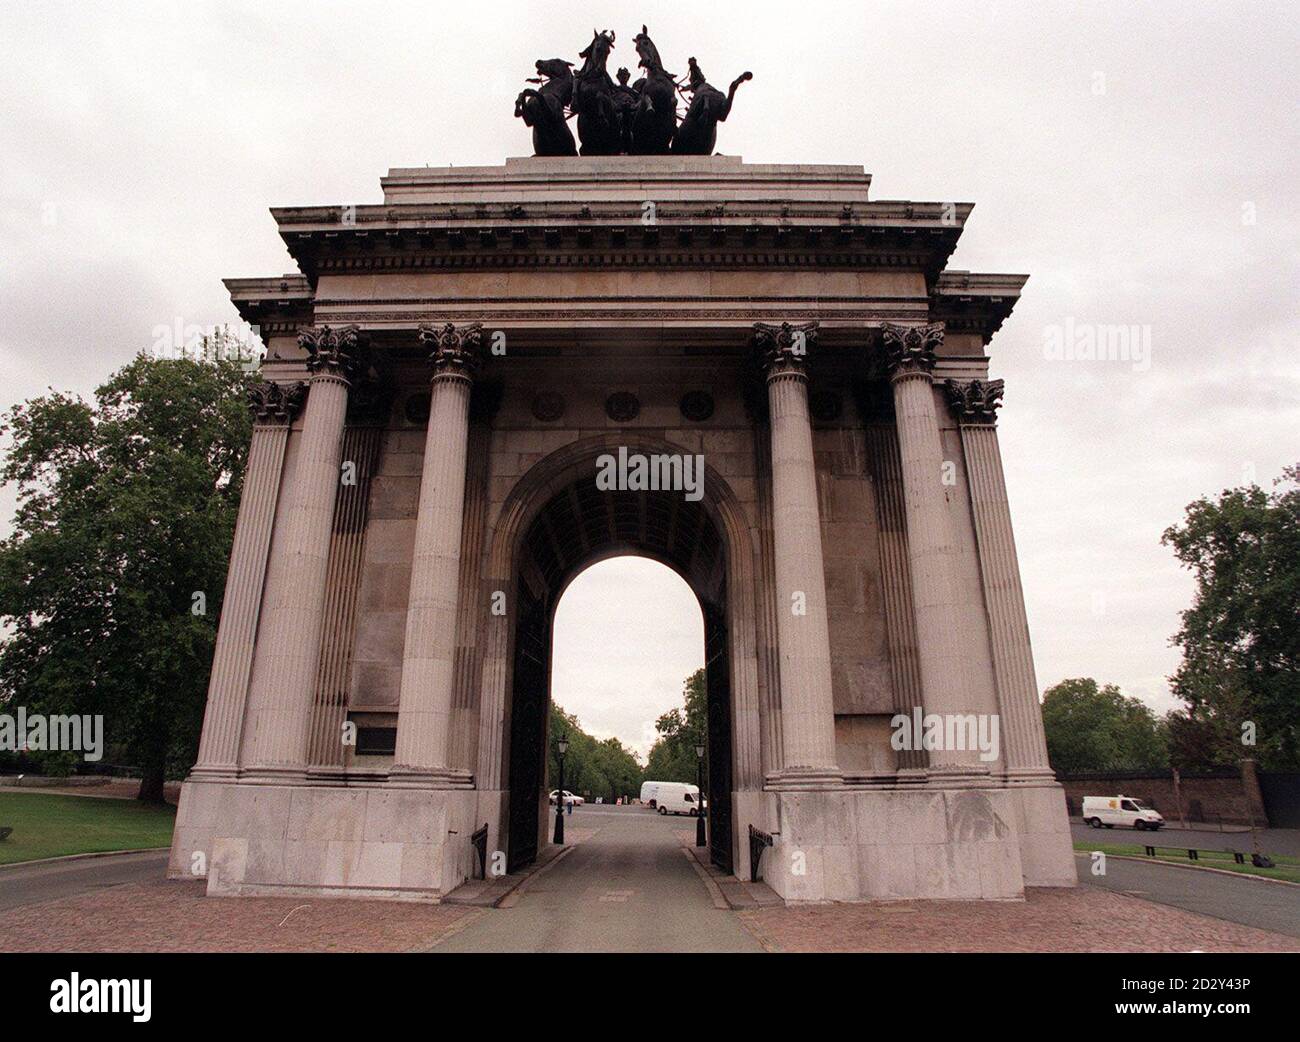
[245,327,360,776]
[949,379,1053,778]
[883,323,984,777]
[192,385,302,778]
[393,323,482,783]
[754,322,840,783]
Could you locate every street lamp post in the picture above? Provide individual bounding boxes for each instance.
[695,740,707,848]
[553,733,569,845]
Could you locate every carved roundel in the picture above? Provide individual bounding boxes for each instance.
[605,391,640,422]
[403,391,431,425]
[809,391,843,422]
[679,391,715,422]
[531,391,566,422]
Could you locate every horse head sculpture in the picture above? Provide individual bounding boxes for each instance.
[629,25,678,154]
[515,58,576,157]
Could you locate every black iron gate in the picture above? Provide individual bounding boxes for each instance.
[506,584,550,873]
[704,601,733,874]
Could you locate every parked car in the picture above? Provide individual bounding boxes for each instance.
[652,782,705,816]
[548,789,584,807]
[1082,795,1164,830]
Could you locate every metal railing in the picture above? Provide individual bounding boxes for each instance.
[748,825,774,883]
[471,823,489,881]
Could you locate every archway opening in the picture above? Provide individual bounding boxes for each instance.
[504,475,735,874]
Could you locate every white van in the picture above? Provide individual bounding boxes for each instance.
[651,781,704,816]
[1082,795,1165,831]
[640,781,662,807]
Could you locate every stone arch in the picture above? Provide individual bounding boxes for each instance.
[474,433,764,874]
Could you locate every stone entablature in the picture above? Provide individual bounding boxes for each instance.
[173,155,1076,904]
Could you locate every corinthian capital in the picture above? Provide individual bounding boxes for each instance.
[945,378,1005,425]
[247,380,306,424]
[880,322,943,379]
[753,321,819,378]
[298,324,365,379]
[418,322,484,380]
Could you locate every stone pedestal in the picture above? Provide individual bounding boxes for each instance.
[172,780,476,901]
[763,787,1026,902]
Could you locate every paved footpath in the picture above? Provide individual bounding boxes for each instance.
[430,806,763,953]
[1080,853,1300,939]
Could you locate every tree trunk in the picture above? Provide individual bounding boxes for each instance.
[136,762,167,804]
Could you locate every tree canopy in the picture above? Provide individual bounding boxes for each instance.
[1041,677,1168,773]
[0,353,255,799]
[643,668,707,783]
[546,702,643,802]
[1161,464,1300,768]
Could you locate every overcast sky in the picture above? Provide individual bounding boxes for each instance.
[2,2,1296,759]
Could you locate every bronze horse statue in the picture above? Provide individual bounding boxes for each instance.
[630,25,678,154]
[572,29,621,155]
[672,58,752,155]
[514,25,753,156]
[515,58,576,156]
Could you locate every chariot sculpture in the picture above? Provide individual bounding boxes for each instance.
[515,25,751,157]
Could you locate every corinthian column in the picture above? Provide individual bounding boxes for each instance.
[244,325,362,779]
[754,322,840,786]
[881,322,985,780]
[945,379,1053,781]
[192,381,305,780]
[391,322,483,785]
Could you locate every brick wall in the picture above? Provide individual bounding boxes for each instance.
[1058,762,1268,827]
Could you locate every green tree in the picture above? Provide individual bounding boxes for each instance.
[1041,677,1169,773]
[1161,465,1300,768]
[644,668,707,783]
[0,352,255,801]
[546,702,643,802]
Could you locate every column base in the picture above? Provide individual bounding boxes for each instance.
[926,762,995,788]
[237,764,310,785]
[764,765,844,791]
[387,764,475,789]
[186,763,241,784]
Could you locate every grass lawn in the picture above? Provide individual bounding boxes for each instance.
[1074,841,1300,885]
[0,792,175,866]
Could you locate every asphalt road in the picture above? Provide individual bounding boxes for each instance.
[1070,819,1300,857]
[1079,854,1300,939]
[0,849,169,913]
[430,804,763,953]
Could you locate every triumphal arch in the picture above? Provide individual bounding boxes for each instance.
[170,26,1075,903]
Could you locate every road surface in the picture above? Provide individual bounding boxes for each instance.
[0,850,168,913]
[430,805,762,953]
[1079,853,1300,939]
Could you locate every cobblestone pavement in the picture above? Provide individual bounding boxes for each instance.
[739,886,1299,953]
[0,878,482,952]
